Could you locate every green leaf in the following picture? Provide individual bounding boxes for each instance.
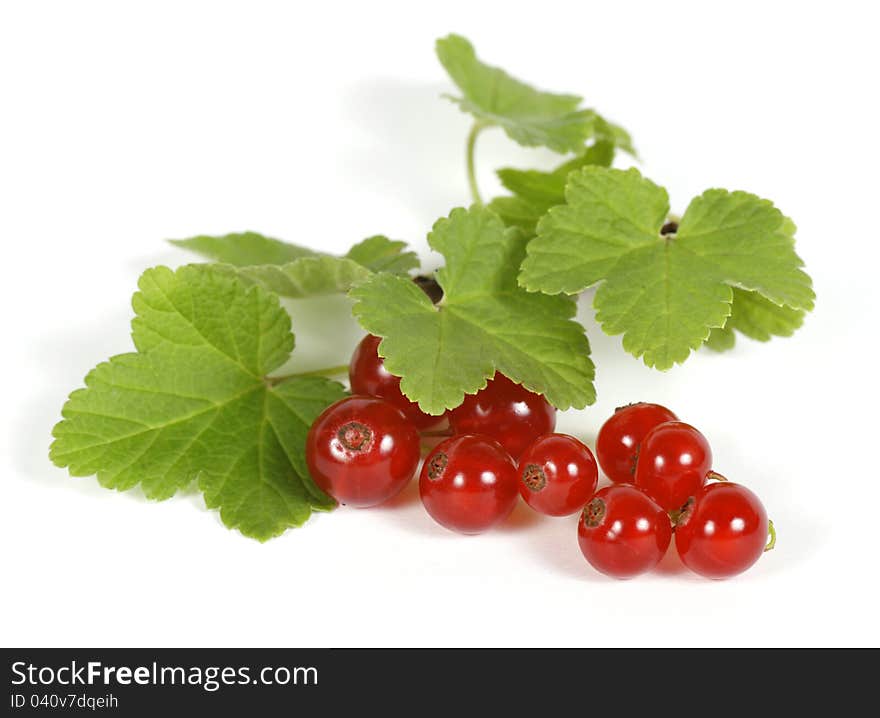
[520,167,814,369]
[705,324,736,352]
[436,34,627,155]
[596,117,636,158]
[496,168,568,206]
[50,265,346,541]
[498,141,615,202]
[236,256,376,298]
[521,167,671,294]
[706,288,805,351]
[553,140,616,175]
[172,232,419,298]
[169,231,317,266]
[488,140,616,233]
[350,206,594,415]
[344,235,420,275]
[676,190,814,310]
[486,195,547,233]
[727,289,805,341]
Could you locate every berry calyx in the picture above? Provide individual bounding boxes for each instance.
[675,482,770,579]
[419,434,519,534]
[577,485,672,579]
[596,402,678,484]
[426,451,448,480]
[517,433,598,516]
[448,372,556,459]
[337,421,372,451]
[521,464,546,491]
[349,334,445,431]
[582,495,606,527]
[306,395,420,508]
[634,421,712,511]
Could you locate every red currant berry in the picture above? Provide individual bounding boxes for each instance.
[517,434,598,516]
[634,421,711,511]
[306,395,420,507]
[596,402,678,484]
[577,485,672,579]
[448,373,555,459]
[675,482,770,579]
[349,334,443,431]
[419,434,519,534]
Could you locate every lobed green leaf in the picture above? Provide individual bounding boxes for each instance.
[169,231,316,266]
[351,206,594,414]
[436,34,632,156]
[489,140,616,234]
[50,265,346,540]
[520,167,814,369]
[705,288,806,351]
[171,232,419,298]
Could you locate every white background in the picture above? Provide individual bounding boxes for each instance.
[2,0,878,647]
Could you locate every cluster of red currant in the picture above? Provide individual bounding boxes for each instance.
[590,404,773,579]
[306,335,774,579]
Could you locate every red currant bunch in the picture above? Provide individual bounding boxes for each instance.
[416,371,560,532]
[579,406,775,579]
[307,346,777,582]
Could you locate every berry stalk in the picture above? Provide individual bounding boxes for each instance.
[465,121,488,205]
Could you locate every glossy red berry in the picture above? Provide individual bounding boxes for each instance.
[577,485,672,579]
[448,373,556,459]
[675,482,770,579]
[517,434,598,516]
[419,434,519,534]
[306,395,420,507]
[349,334,444,431]
[634,421,711,511]
[596,402,678,484]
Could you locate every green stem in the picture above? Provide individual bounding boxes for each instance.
[764,520,777,552]
[466,121,487,205]
[267,364,349,385]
